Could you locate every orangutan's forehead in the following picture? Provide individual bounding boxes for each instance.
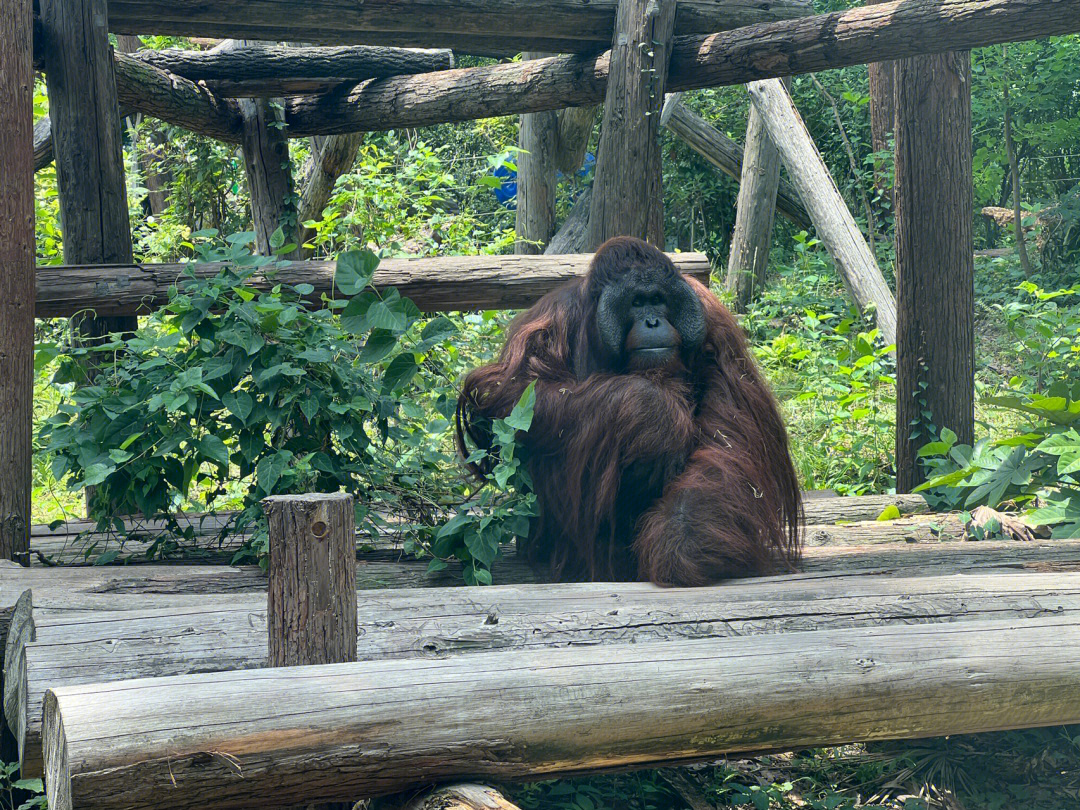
[618,262,673,286]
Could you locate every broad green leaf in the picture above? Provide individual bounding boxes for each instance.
[876,504,902,521]
[504,381,537,432]
[381,353,418,392]
[335,250,380,296]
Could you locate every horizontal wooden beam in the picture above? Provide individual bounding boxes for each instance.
[132,44,454,97]
[14,568,1080,777]
[44,610,1080,808]
[284,0,1080,137]
[34,253,712,318]
[100,0,813,52]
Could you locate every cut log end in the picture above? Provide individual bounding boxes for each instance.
[43,690,72,810]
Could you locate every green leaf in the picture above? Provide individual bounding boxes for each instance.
[223,390,254,423]
[335,250,380,296]
[83,462,115,487]
[382,353,418,392]
[256,451,292,495]
[119,431,144,451]
[876,504,902,521]
[504,381,536,432]
[365,300,407,333]
[358,329,399,363]
[1035,429,1080,476]
[200,435,230,468]
[269,225,285,249]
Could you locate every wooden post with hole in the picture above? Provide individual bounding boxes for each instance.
[264,492,357,667]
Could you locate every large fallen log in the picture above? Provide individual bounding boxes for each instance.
[132,45,454,97]
[99,0,813,53]
[662,97,810,229]
[14,568,1080,776]
[35,252,711,319]
[283,0,1080,137]
[43,612,1080,808]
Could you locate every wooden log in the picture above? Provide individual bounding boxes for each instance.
[132,44,454,97]
[553,106,597,176]
[515,53,559,256]
[284,0,1080,139]
[17,563,1080,776]
[0,0,34,563]
[393,784,522,810]
[747,79,898,347]
[544,187,592,255]
[586,0,676,250]
[662,98,809,229]
[40,0,137,349]
[265,494,357,667]
[42,611,1080,808]
[725,83,786,312]
[33,116,53,171]
[894,51,974,490]
[297,133,364,254]
[34,252,712,319]
[99,0,813,52]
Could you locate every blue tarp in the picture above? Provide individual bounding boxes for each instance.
[491,152,596,208]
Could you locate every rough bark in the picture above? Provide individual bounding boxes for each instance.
[296,133,363,254]
[133,44,453,96]
[392,785,522,810]
[725,82,786,312]
[662,97,809,229]
[43,612,1080,809]
[894,52,974,491]
[264,494,357,668]
[35,252,712,318]
[41,0,137,344]
[516,53,559,255]
[544,187,593,255]
[281,0,1080,139]
[553,106,597,175]
[0,0,34,563]
[747,79,898,346]
[587,0,676,249]
[99,0,813,52]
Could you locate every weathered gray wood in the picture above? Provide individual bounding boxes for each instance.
[587,0,676,250]
[544,187,592,255]
[99,0,813,52]
[133,44,453,97]
[19,565,1080,776]
[515,53,559,256]
[43,611,1080,808]
[553,106,597,176]
[0,0,34,563]
[894,51,974,490]
[35,252,712,319]
[394,784,522,810]
[662,97,809,229]
[283,0,1080,140]
[297,133,364,254]
[725,87,785,312]
[265,493,357,667]
[2,590,32,756]
[747,79,898,347]
[41,0,137,351]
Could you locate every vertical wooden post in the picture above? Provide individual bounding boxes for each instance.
[747,79,897,347]
[265,493,357,668]
[515,53,559,255]
[725,82,788,313]
[0,0,35,563]
[40,0,136,341]
[587,0,676,250]
[867,0,895,214]
[894,52,974,491]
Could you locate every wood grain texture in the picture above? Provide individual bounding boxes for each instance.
[515,53,559,256]
[587,0,676,250]
[0,0,34,562]
[663,98,809,228]
[99,0,813,52]
[44,613,1080,808]
[17,566,1080,775]
[265,493,357,667]
[725,84,785,312]
[34,252,712,319]
[894,51,974,491]
[747,79,897,346]
[393,784,522,810]
[282,0,1080,138]
[544,187,592,255]
[553,106,597,176]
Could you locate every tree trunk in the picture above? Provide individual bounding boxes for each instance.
[553,106,597,175]
[867,0,895,215]
[516,53,559,255]
[725,82,787,312]
[587,0,676,250]
[544,187,592,255]
[99,0,813,53]
[296,133,363,255]
[662,96,809,229]
[894,51,974,492]
[0,0,34,563]
[44,611,1080,809]
[35,252,711,318]
[747,79,897,346]
[1001,45,1032,276]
